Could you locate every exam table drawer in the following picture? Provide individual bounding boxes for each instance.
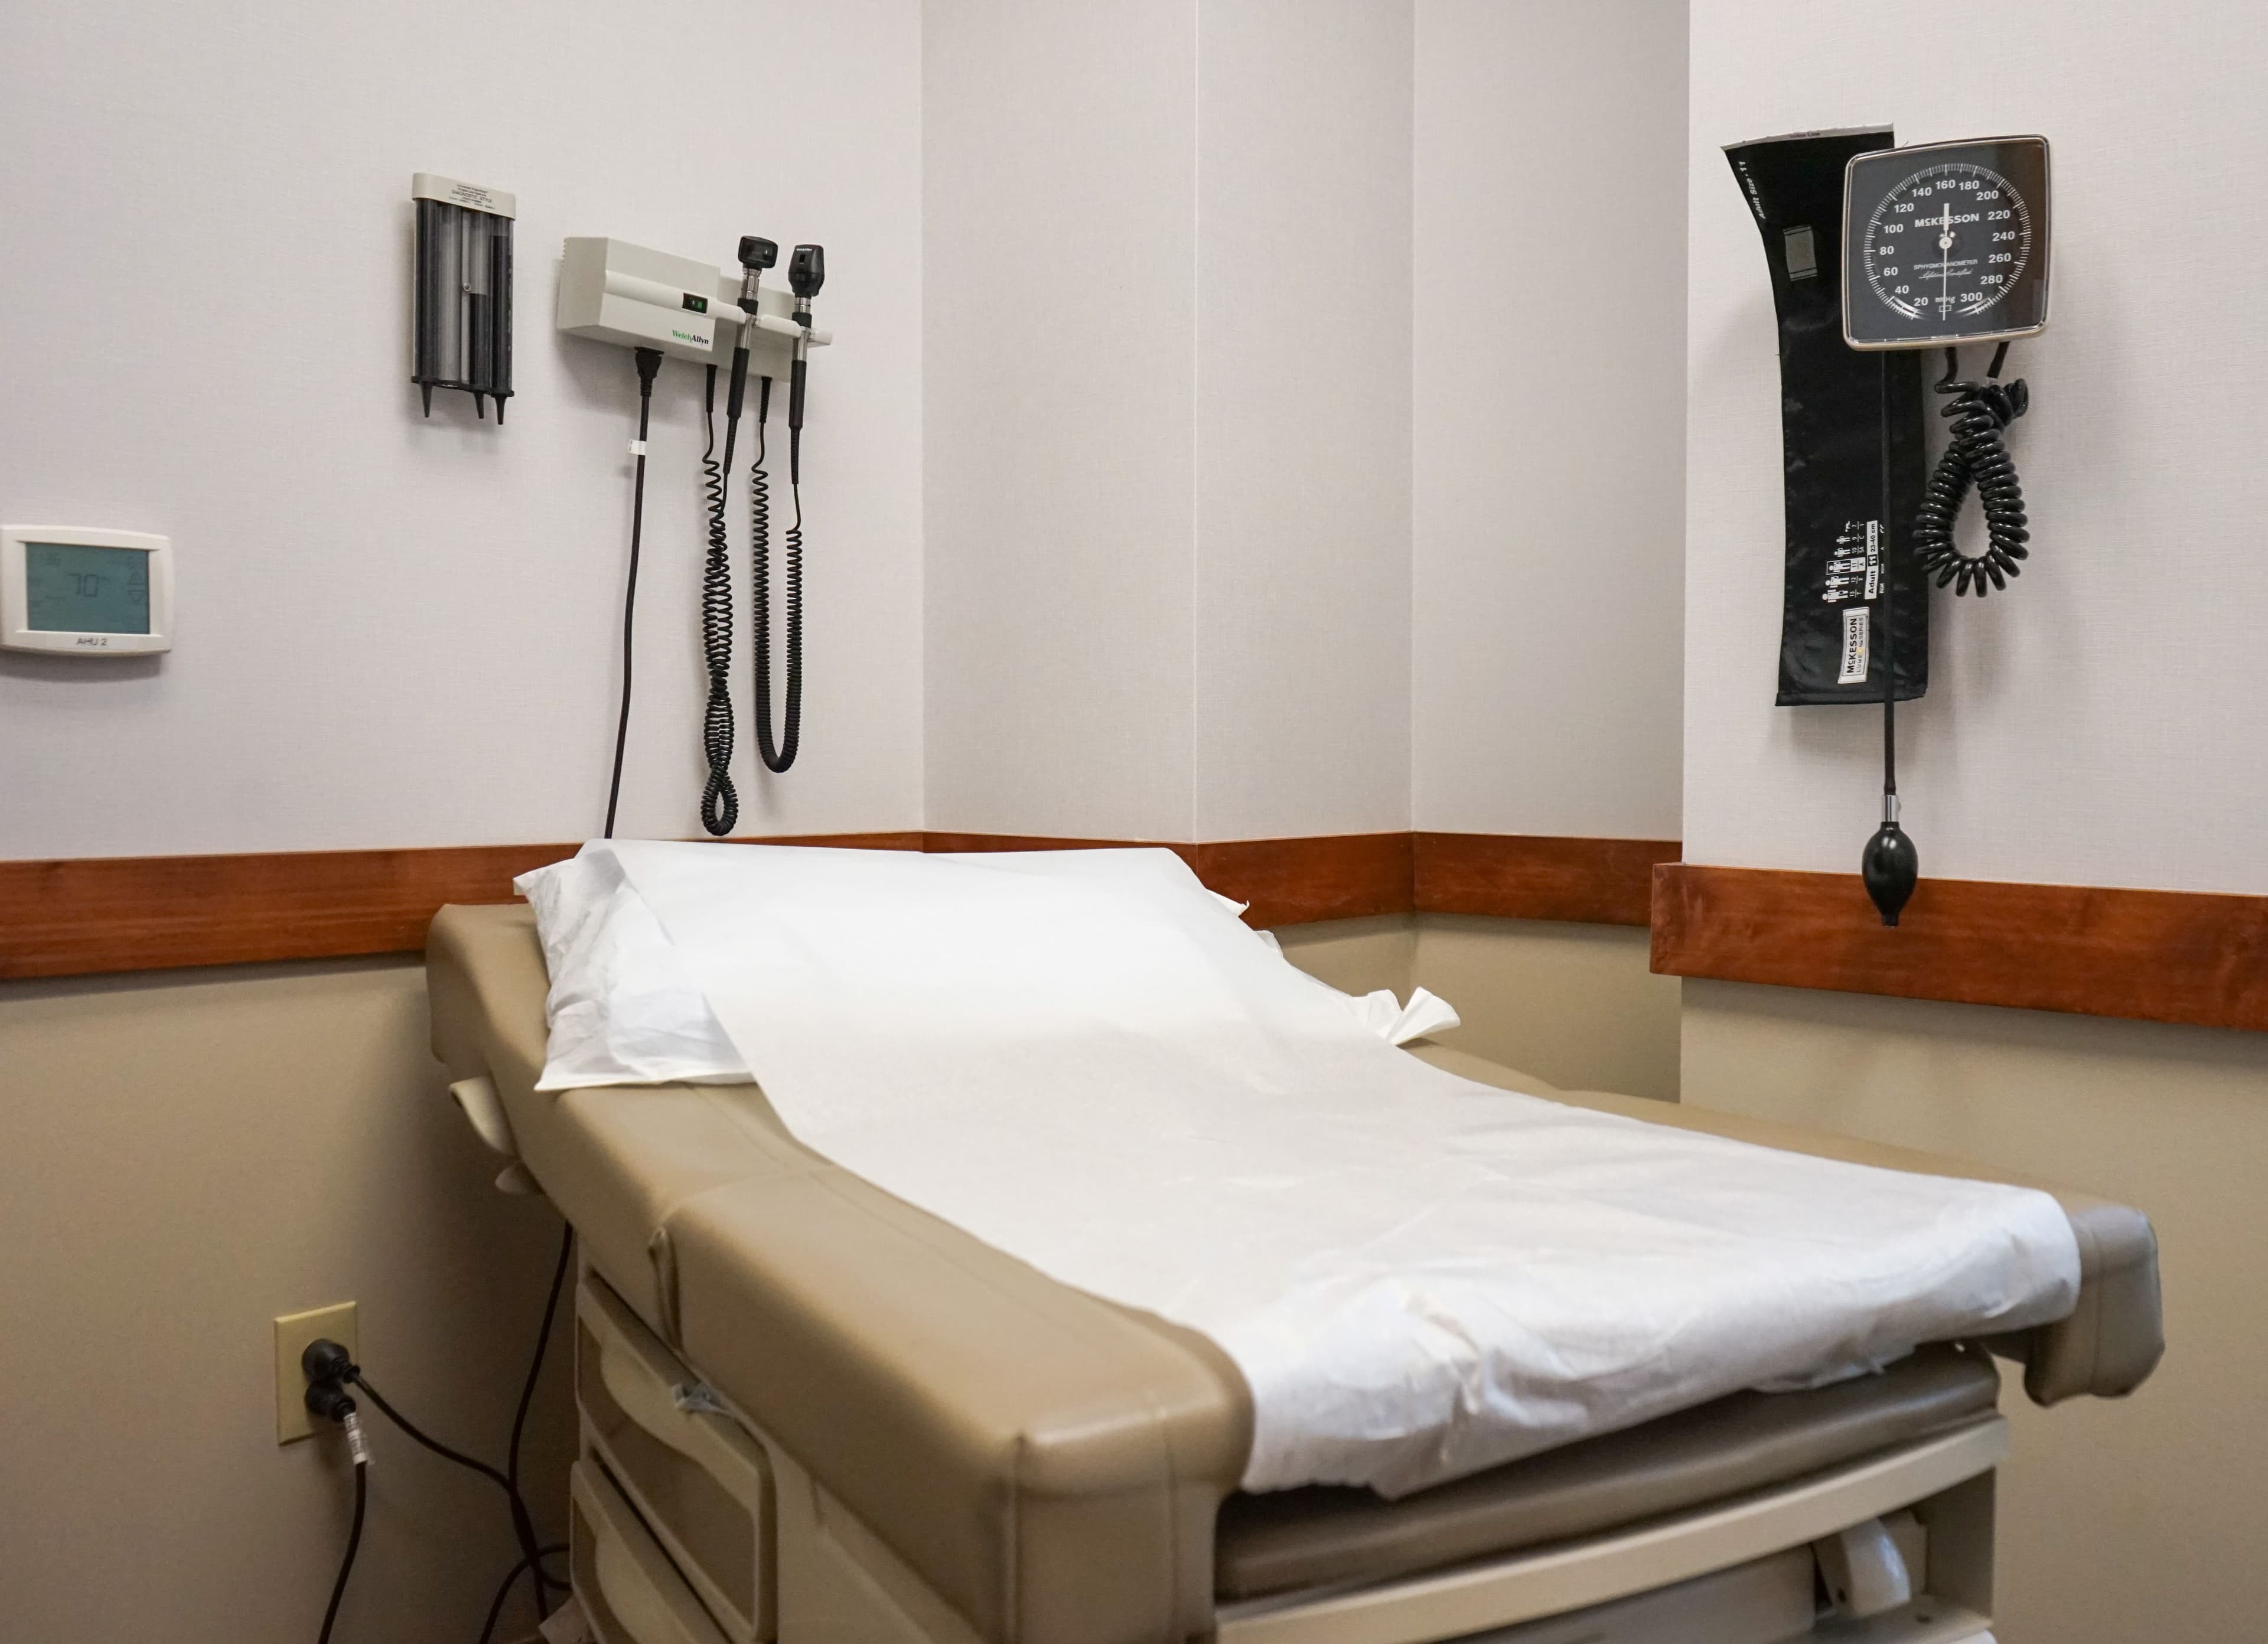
[578,1274,775,1643]
[573,1460,732,1644]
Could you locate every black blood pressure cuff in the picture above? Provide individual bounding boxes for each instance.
[1726,129,1928,706]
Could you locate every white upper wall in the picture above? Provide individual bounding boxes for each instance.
[1194,0,1413,840]
[4,0,1696,860]
[1412,0,1687,840]
[0,0,923,857]
[927,0,1422,844]
[923,0,1200,840]
[1687,0,2268,891]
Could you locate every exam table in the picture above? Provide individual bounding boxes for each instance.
[426,902,2161,1644]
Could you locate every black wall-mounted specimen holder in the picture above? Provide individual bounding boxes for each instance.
[412,172,516,422]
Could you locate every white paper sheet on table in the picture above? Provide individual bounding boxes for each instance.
[584,840,2078,1497]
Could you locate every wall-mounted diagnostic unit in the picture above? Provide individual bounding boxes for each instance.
[412,173,516,420]
[557,233,835,837]
[556,237,724,363]
[1,526,174,654]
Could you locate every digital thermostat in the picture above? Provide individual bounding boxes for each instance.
[1,526,174,654]
[1842,135,2052,350]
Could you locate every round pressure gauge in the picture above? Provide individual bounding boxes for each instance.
[1842,136,2051,349]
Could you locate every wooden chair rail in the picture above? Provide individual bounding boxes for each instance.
[1651,862,2268,1033]
[0,830,1667,981]
[16,838,2257,1035]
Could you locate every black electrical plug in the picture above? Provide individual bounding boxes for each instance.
[303,1338,361,1425]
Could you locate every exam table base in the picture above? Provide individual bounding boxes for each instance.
[569,1264,2000,1644]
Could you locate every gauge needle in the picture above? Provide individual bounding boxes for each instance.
[1938,204,1954,314]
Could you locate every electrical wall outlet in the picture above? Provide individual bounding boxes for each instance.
[275,1302,357,1444]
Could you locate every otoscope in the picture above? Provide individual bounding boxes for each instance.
[787,243,824,485]
[735,236,778,509]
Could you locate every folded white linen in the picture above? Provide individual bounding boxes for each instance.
[588,840,2080,1496]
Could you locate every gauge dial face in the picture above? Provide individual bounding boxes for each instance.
[1862,164,2029,323]
[1841,137,2051,348]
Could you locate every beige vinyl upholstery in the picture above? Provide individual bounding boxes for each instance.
[427,903,2162,1644]
[1213,1341,1999,1601]
[430,903,1252,1644]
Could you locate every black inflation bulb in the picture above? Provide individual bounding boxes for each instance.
[1861,798,1919,928]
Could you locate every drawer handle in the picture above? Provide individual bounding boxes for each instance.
[582,1284,771,1525]
[599,1336,715,1460]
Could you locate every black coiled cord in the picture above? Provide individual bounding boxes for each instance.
[1912,342,2031,596]
[752,407,803,772]
[699,367,739,834]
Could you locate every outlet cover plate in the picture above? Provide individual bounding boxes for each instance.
[275,1302,357,1444]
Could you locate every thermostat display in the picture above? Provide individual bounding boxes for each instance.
[2,526,174,654]
[27,542,152,634]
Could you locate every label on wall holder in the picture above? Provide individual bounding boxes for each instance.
[1726,129,1929,707]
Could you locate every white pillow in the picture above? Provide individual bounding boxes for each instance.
[514,843,1455,1091]
[514,849,750,1091]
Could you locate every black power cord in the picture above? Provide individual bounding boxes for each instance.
[344,1370,553,1610]
[1914,341,2032,596]
[604,347,666,839]
[479,1542,570,1644]
[302,1224,576,1642]
[304,1359,372,1644]
[506,1225,576,1609]
[318,1459,368,1644]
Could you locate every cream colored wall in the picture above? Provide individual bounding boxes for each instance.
[1273,914,1680,1101]
[0,960,575,1643]
[1683,981,2268,1642]
[1271,914,1418,1000]
[1415,916,1681,1101]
